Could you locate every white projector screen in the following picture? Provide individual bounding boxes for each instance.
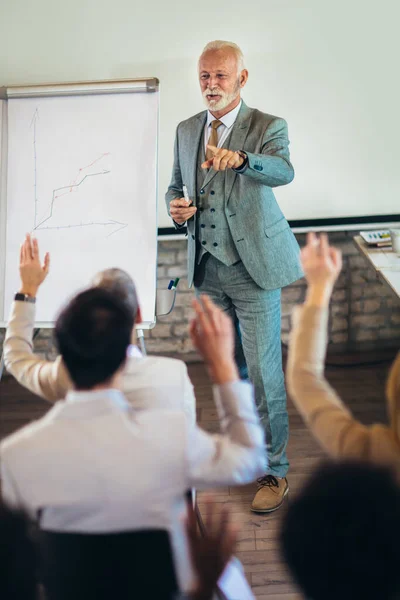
[0,0,399,232]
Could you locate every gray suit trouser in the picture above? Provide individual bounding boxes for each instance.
[194,254,289,478]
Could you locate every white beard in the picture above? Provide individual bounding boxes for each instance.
[202,82,241,112]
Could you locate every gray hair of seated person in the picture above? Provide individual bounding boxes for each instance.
[91,268,139,321]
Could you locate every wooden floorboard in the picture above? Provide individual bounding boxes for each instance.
[0,357,390,598]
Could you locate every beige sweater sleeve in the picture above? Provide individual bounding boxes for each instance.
[286,304,375,459]
[4,301,72,402]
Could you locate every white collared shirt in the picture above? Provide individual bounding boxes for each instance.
[204,99,242,152]
[0,381,265,592]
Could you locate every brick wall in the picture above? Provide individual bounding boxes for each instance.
[1,231,399,365]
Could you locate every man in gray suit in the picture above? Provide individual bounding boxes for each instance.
[166,40,302,513]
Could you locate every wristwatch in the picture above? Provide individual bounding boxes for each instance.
[14,292,36,304]
[235,150,248,168]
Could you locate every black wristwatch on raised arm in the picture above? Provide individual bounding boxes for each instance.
[14,293,36,304]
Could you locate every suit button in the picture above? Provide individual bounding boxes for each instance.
[211,225,216,229]
[202,240,207,245]
[213,242,218,247]
[201,224,205,228]
[210,208,215,213]
[191,235,195,239]
[210,190,215,195]
[200,189,205,194]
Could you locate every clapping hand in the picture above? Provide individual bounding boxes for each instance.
[301,232,342,306]
[19,234,50,297]
[190,295,239,384]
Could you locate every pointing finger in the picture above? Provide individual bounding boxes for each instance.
[206,144,219,156]
[201,158,214,169]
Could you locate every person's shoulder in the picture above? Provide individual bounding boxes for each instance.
[142,354,187,368]
[177,110,207,131]
[127,353,187,373]
[248,106,286,126]
[0,411,57,458]
[123,354,189,393]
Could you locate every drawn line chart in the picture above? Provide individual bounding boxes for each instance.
[30,109,127,237]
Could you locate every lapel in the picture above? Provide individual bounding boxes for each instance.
[185,112,207,202]
[224,101,253,204]
[201,101,253,198]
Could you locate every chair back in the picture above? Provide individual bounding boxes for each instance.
[37,528,179,600]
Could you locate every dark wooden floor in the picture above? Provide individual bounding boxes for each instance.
[0,358,392,599]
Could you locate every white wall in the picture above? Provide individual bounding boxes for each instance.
[1,0,399,228]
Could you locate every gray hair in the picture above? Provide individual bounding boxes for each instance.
[91,268,139,320]
[199,40,245,73]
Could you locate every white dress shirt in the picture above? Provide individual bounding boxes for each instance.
[0,381,265,591]
[204,100,242,152]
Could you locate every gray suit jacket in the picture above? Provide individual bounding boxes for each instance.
[166,101,303,289]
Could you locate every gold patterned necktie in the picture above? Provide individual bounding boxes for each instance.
[206,119,223,161]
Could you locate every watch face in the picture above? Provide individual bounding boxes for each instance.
[14,293,35,303]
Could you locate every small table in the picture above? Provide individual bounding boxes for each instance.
[353,236,400,300]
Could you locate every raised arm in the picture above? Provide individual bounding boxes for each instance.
[185,296,266,487]
[286,233,372,458]
[4,234,71,402]
[202,117,294,188]
[240,117,294,187]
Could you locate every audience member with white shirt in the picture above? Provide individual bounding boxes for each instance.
[0,249,266,591]
[4,234,195,423]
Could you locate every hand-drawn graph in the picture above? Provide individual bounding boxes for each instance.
[30,109,127,237]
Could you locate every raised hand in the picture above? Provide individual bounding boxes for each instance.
[19,234,50,297]
[301,232,342,306]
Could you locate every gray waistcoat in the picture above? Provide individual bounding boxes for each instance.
[195,131,240,266]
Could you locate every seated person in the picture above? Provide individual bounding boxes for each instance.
[4,234,195,423]
[0,284,265,592]
[286,232,400,474]
[0,501,36,600]
[280,461,400,600]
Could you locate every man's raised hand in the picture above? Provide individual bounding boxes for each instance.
[19,233,50,297]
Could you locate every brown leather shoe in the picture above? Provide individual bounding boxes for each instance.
[251,475,289,513]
